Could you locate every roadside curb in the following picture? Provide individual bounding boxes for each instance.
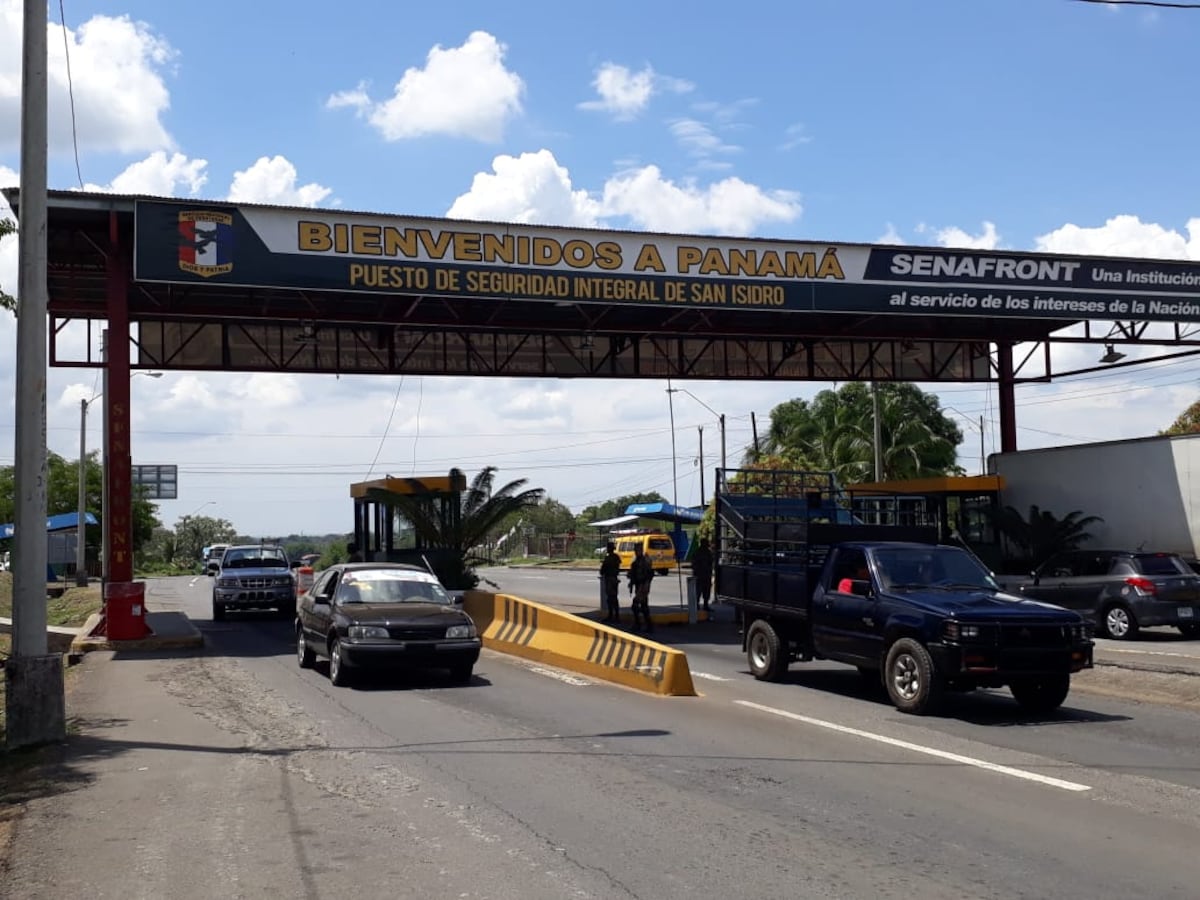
[69,612,205,654]
[1093,658,1200,678]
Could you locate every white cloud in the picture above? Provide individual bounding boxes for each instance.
[330,31,524,143]
[877,223,903,244]
[0,1,175,153]
[578,63,654,120]
[601,165,801,235]
[227,156,332,207]
[445,149,601,226]
[669,118,740,158]
[779,122,812,151]
[83,151,207,197]
[934,221,1001,249]
[1035,214,1200,260]
[446,152,800,236]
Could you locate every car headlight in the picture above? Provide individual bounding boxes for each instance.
[446,623,477,639]
[943,621,980,641]
[216,577,238,588]
[273,576,293,586]
[347,625,389,639]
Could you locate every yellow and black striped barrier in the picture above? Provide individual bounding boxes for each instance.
[461,591,696,697]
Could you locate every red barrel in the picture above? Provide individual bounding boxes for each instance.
[296,565,314,596]
[103,581,150,640]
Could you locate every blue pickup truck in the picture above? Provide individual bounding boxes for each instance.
[714,469,1094,715]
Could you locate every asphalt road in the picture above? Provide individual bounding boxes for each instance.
[125,572,1200,898]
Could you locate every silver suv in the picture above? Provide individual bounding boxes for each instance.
[211,544,296,620]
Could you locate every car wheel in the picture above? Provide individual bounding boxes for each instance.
[746,620,787,681]
[1101,603,1139,640]
[328,637,351,686]
[884,637,943,715]
[1009,674,1070,714]
[1178,623,1200,638]
[296,626,315,669]
[212,600,225,621]
[449,662,474,685]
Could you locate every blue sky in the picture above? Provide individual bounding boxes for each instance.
[2,0,1199,537]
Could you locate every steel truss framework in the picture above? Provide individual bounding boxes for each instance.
[14,189,1200,578]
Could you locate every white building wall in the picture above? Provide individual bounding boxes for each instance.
[992,434,1200,557]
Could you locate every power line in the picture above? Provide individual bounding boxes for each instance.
[58,0,84,189]
[1073,0,1200,7]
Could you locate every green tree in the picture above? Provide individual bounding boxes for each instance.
[755,383,963,483]
[0,217,14,313]
[1161,399,1200,436]
[990,504,1103,570]
[386,466,545,589]
[0,451,161,561]
[172,514,238,565]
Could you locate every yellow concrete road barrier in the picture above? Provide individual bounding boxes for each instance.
[462,590,696,697]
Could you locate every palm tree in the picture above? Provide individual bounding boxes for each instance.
[385,467,545,589]
[991,504,1103,569]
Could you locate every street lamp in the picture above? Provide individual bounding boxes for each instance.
[665,386,727,502]
[76,371,163,586]
[942,405,987,476]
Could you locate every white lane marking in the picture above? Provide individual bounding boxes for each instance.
[735,700,1091,793]
[691,671,731,682]
[1101,647,1195,659]
[528,666,593,686]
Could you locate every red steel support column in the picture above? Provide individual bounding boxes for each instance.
[997,342,1018,454]
[104,210,134,583]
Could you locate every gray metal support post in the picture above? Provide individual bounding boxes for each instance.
[7,0,66,750]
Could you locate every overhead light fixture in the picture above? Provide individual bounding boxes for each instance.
[900,340,922,361]
[1099,343,1125,365]
[579,332,595,351]
[294,321,318,345]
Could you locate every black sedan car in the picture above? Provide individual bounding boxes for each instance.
[296,563,481,686]
[1016,549,1200,639]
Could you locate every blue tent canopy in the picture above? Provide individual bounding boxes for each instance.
[0,511,99,540]
[623,502,705,524]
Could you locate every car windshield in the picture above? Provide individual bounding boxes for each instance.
[871,547,999,591]
[335,571,452,605]
[223,549,287,568]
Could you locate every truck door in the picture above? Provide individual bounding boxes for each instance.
[812,547,881,665]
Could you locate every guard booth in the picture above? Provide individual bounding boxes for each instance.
[843,475,1006,571]
[348,471,468,576]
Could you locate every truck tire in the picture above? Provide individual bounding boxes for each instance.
[1009,674,1070,714]
[212,600,225,622]
[1178,624,1200,638]
[1100,603,1139,640]
[746,620,787,681]
[884,638,943,715]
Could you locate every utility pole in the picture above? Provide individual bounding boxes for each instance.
[8,0,66,749]
[75,399,88,586]
[697,425,705,506]
[871,382,883,481]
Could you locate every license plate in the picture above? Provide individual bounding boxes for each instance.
[1180,608,1194,619]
